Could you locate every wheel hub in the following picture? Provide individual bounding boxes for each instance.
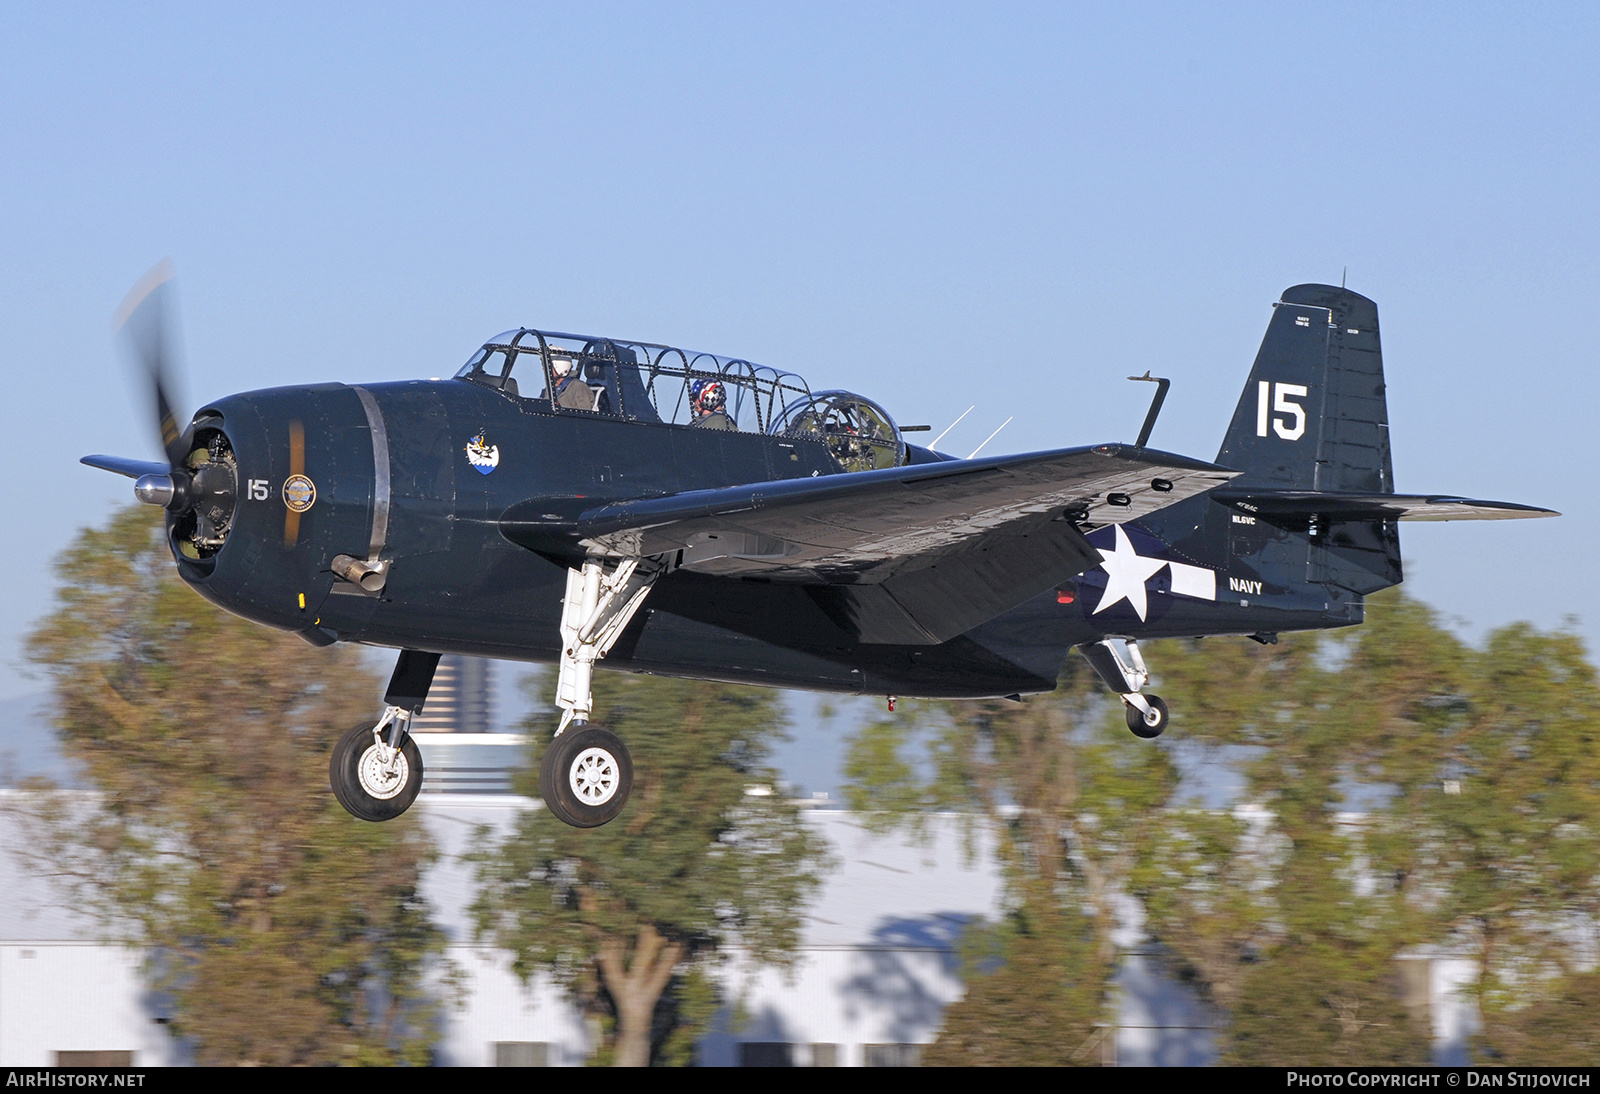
[569,747,619,805]
[357,743,410,800]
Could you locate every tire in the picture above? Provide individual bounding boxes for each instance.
[539,725,633,829]
[1125,694,1169,739]
[330,722,424,821]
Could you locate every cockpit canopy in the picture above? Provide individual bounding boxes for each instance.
[778,390,905,472]
[454,329,907,470]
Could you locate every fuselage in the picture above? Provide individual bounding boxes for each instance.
[174,377,1360,700]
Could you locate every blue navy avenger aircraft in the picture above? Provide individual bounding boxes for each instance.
[83,270,1556,828]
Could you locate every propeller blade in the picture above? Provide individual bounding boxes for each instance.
[114,260,188,470]
[80,455,169,480]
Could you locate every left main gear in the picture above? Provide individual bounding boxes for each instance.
[539,725,633,829]
[555,554,663,732]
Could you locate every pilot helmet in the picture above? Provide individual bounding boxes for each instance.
[691,379,726,414]
[552,358,574,378]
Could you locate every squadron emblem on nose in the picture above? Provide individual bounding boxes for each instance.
[282,474,316,513]
[465,432,500,475]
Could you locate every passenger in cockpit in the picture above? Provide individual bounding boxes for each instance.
[552,358,593,411]
[690,380,734,430]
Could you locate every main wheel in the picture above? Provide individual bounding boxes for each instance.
[540,725,633,829]
[1125,694,1170,739]
[330,722,424,821]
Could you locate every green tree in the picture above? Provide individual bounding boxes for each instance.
[924,881,1109,1066]
[1217,777,1430,1066]
[845,659,1182,1063]
[795,584,1600,1064]
[472,674,828,1067]
[1478,969,1600,1066]
[1350,612,1600,1062]
[1138,591,1600,1064]
[21,507,443,1066]
[1128,804,1278,1016]
[1287,594,1600,1063]
[852,612,1448,1064]
[1139,620,1432,1065]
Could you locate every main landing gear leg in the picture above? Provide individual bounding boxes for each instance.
[1079,638,1169,739]
[330,649,440,820]
[544,555,662,828]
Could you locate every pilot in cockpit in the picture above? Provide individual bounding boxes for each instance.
[690,380,734,430]
[551,358,593,411]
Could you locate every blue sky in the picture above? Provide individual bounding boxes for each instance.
[3,3,1596,712]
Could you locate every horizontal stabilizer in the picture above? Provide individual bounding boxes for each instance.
[1211,487,1559,522]
[81,454,168,480]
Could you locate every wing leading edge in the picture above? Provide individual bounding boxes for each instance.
[502,444,1236,645]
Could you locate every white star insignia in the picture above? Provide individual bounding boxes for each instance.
[1092,525,1172,622]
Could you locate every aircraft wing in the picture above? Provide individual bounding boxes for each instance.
[1209,488,1559,522]
[501,444,1235,644]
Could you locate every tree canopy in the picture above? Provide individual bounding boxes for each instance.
[23,507,443,1065]
[846,657,1180,1065]
[473,672,829,1066]
[846,588,1600,1065]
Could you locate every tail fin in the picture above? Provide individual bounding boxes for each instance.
[1214,285,1401,596]
[1143,285,1552,605]
[1217,284,1392,494]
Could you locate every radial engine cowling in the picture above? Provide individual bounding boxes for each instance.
[146,421,239,561]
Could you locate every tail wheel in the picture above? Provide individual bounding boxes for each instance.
[1125,695,1169,739]
[540,725,633,829]
[330,722,424,821]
